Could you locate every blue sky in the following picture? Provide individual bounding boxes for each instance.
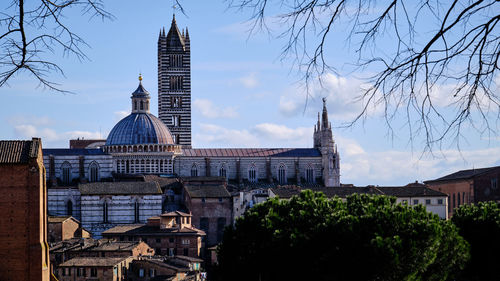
[1,1,499,185]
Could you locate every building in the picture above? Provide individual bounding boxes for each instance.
[102,212,205,258]
[130,256,203,281]
[270,182,449,219]
[182,178,232,246]
[158,15,192,147]
[57,256,133,281]
[425,166,500,217]
[0,138,51,281]
[42,15,341,241]
[48,216,90,243]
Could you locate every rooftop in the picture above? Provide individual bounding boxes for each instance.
[271,183,447,199]
[43,148,106,156]
[48,216,79,223]
[0,138,41,164]
[89,241,145,252]
[161,211,191,217]
[184,184,231,198]
[59,257,128,267]
[79,182,162,195]
[102,224,205,236]
[182,148,321,158]
[425,166,500,183]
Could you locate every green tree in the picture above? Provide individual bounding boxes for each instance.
[216,190,469,281]
[452,201,500,281]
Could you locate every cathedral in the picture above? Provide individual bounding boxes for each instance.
[44,16,340,238]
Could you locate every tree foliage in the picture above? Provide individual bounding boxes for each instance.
[228,0,500,150]
[216,191,469,281]
[451,201,500,281]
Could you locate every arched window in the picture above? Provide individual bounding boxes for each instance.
[89,162,99,182]
[103,201,109,223]
[134,101,137,110]
[306,165,314,183]
[191,163,198,177]
[248,164,257,182]
[67,200,73,216]
[219,164,227,179]
[140,100,144,110]
[278,163,286,184]
[61,162,71,185]
[134,201,140,223]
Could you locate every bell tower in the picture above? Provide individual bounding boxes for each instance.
[313,98,340,186]
[158,15,191,147]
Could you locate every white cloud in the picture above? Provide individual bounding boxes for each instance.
[194,122,312,148]
[238,72,259,88]
[13,124,102,147]
[279,73,381,121]
[336,136,500,185]
[114,110,130,122]
[193,99,239,119]
[9,115,53,126]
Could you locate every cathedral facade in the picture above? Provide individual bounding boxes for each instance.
[44,16,340,238]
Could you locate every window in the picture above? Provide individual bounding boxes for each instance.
[184,248,189,256]
[172,97,181,108]
[219,164,227,178]
[437,199,443,205]
[191,164,198,177]
[66,200,73,216]
[91,268,97,277]
[61,161,71,185]
[413,199,419,205]
[402,199,408,205]
[61,268,66,276]
[218,197,223,202]
[139,269,144,277]
[200,218,209,233]
[278,163,286,184]
[201,197,206,203]
[134,101,137,111]
[173,115,180,127]
[89,162,99,182]
[169,76,183,91]
[169,248,174,256]
[149,268,155,277]
[457,192,461,206]
[77,268,85,277]
[452,194,456,209]
[134,201,140,223]
[169,54,183,67]
[306,165,314,183]
[182,239,190,245]
[103,201,108,223]
[425,199,431,205]
[492,178,498,190]
[248,164,257,182]
[217,217,226,242]
[140,100,144,110]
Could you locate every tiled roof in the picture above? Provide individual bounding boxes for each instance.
[173,255,204,263]
[59,257,127,267]
[102,224,205,236]
[89,241,143,252]
[79,182,161,195]
[0,138,40,164]
[184,184,231,198]
[162,211,191,217]
[425,166,500,183]
[48,216,73,223]
[271,184,447,199]
[43,148,106,156]
[181,148,321,157]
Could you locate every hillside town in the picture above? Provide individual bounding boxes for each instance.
[0,7,499,281]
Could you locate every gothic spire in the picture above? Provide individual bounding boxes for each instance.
[166,14,185,49]
[322,97,329,130]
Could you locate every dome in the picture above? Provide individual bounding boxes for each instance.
[106,113,174,145]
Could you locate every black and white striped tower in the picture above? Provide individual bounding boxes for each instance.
[158,15,192,147]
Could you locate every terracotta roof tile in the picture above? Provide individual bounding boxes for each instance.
[0,138,40,164]
[59,257,127,267]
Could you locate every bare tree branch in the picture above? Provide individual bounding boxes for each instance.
[228,0,500,151]
[0,0,113,93]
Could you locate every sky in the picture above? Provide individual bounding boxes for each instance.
[1,1,499,185]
